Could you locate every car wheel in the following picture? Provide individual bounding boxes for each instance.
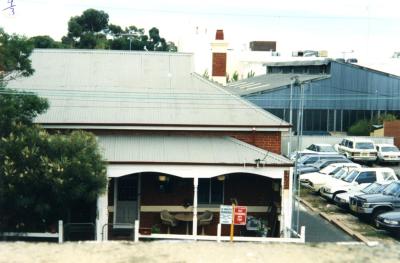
[372,208,390,225]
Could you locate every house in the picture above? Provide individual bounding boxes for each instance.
[8,49,295,241]
[228,59,400,133]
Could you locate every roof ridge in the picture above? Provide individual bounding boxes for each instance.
[191,73,290,126]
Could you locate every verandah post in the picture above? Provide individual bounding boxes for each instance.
[192,177,198,238]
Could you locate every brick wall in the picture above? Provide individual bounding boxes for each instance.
[384,120,400,147]
[212,53,227,77]
[93,130,282,154]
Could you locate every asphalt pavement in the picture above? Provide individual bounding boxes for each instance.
[294,202,355,243]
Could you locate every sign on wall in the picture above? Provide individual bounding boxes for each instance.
[233,206,247,225]
[219,205,233,224]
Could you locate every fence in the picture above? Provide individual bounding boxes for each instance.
[281,135,394,156]
[1,220,64,243]
[63,223,96,241]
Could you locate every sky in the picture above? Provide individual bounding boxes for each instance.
[1,0,400,61]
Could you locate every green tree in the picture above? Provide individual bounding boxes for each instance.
[29,35,60,49]
[0,30,107,231]
[348,119,371,136]
[231,71,239,82]
[0,28,34,83]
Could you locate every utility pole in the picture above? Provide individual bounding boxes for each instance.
[288,76,299,155]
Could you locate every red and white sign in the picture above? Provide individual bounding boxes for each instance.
[233,206,247,225]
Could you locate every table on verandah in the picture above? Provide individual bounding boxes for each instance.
[174,213,193,235]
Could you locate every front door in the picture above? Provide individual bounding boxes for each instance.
[114,175,138,228]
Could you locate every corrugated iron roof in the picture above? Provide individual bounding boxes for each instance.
[263,59,331,67]
[7,49,289,129]
[227,73,330,95]
[97,134,292,165]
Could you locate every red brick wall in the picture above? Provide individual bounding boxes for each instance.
[212,53,226,77]
[93,130,282,154]
[384,121,400,147]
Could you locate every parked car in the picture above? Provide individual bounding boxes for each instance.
[335,138,377,163]
[349,181,400,221]
[375,211,400,233]
[375,144,400,164]
[320,167,397,200]
[296,157,352,175]
[334,181,392,209]
[305,143,337,154]
[300,163,361,193]
[295,154,348,166]
[289,144,338,161]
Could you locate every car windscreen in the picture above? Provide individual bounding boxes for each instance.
[328,167,342,175]
[381,146,400,152]
[361,183,381,193]
[342,170,359,182]
[332,169,346,178]
[355,142,374,150]
[382,183,400,196]
[319,145,336,152]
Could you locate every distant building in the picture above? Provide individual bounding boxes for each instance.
[228,59,400,133]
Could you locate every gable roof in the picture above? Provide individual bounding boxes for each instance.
[7,49,289,131]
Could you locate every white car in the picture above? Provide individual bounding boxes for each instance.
[335,138,377,163]
[290,144,337,161]
[301,163,360,193]
[320,167,397,200]
[375,144,400,164]
[333,181,392,208]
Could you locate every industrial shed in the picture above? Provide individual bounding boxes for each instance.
[228,60,400,132]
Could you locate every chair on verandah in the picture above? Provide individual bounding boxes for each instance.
[160,210,178,234]
[198,210,213,235]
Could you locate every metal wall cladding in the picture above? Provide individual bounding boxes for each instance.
[245,61,400,111]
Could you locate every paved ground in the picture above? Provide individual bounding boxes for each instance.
[295,202,355,243]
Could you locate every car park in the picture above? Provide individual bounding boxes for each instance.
[320,167,397,200]
[376,144,400,164]
[375,211,400,233]
[334,181,392,209]
[335,138,377,163]
[289,144,338,161]
[296,157,352,175]
[301,163,361,193]
[349,181,400,221]
[295,154,348,166]
[305,143,337,154]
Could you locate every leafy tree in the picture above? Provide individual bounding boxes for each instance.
[247,70,255,78]
[0,30,107,231]
[57,9,178,51]
[202,69,209,80]
[348,114,398,136]
[29,35,60,49]
[348,119,371,136]
[231,71,239,82]
[0,28,34,83]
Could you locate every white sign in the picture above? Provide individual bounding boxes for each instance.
[219,205,233,224]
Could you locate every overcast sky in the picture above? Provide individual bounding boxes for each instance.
[1,0,400,60]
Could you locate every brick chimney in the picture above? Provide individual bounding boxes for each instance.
[211,29,228,85]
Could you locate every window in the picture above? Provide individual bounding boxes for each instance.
[355,142,374,150]
[304,156,319,165]
[355,172,376,184]
[198,178,224,204]
[382,172,396,181]
[348,141,354,148]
